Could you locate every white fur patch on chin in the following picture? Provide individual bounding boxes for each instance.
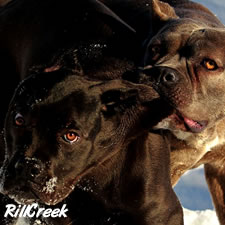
[154,118,171,130]
[154,118,222,152]
[204,136,220,152]
[154,118,192,140]
[172,129,192,140]
[42,177,58,194]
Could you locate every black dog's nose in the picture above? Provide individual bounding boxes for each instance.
[14,157,43,179]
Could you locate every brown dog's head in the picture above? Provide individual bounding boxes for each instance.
[133,1,225,144]
[0,69,163,206]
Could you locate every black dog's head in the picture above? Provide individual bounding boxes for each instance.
[131,0,225,144]
[0,69,162,205]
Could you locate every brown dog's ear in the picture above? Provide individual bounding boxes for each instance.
[88,0,136,35]
[152,0,178,21]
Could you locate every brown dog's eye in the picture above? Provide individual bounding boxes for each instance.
[14,113,25,126]
[202,59,218,70]
[63,131,80,144]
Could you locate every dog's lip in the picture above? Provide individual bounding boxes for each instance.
[183,117,208,133]
[30,178,75,205]
[173,113,208,133]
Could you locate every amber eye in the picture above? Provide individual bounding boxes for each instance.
[14,113,25,126]
[202,59,218,70]
[63,131,80,144]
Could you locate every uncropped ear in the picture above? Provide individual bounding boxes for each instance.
[152,0,178,21]
[139,0,179,67]
[0,0,11,7]
[89,0,136,36]
[101,88,138,116]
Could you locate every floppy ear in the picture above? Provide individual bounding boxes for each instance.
[88,0,136,36]
[101,88,138,115]
[99,79,161,115]
[152,0,178,21]
[138,0,178,67]
[100,80,139,116]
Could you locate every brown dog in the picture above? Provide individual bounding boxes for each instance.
[130,0,225,224]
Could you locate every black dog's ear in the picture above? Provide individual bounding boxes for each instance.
[101,88,138,116]
[88,0,136,36]
[0,0,11,7]
[152,0,178,22]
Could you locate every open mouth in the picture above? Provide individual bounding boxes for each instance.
[183,117,208,133]
[163,112,208,134]
[170,113,208,133]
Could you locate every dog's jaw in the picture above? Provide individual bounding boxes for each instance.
[154,117,192,140]
[155,115,225,154]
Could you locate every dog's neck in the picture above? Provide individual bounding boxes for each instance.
[75,131,157,211]
[167,118,225,186]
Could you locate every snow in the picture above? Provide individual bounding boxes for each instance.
[175,166,220,224]
[183,208,219,225]
[42,177,58,194]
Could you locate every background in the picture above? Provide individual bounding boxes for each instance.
[173,1,225,224]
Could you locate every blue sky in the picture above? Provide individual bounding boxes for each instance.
[174,167,213,210]
[195,0,225,24]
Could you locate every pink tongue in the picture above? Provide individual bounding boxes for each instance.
[184,118,202,129]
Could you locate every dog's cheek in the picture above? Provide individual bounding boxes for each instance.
[4,118,15,158]
[37,141,97,205]
[53,140,93,178]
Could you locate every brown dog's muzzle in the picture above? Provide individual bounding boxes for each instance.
[137,66,208,133]
[141,66,179,86]
[138,66,190,107]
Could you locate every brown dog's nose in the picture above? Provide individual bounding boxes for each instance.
[155,67,179,86]
[162,71,178,84]
[138,66,180,87]
[14,157,43,179]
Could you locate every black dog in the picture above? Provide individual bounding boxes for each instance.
[0,0,188,224]
[0,70,183,225]
[0,1,141,223]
